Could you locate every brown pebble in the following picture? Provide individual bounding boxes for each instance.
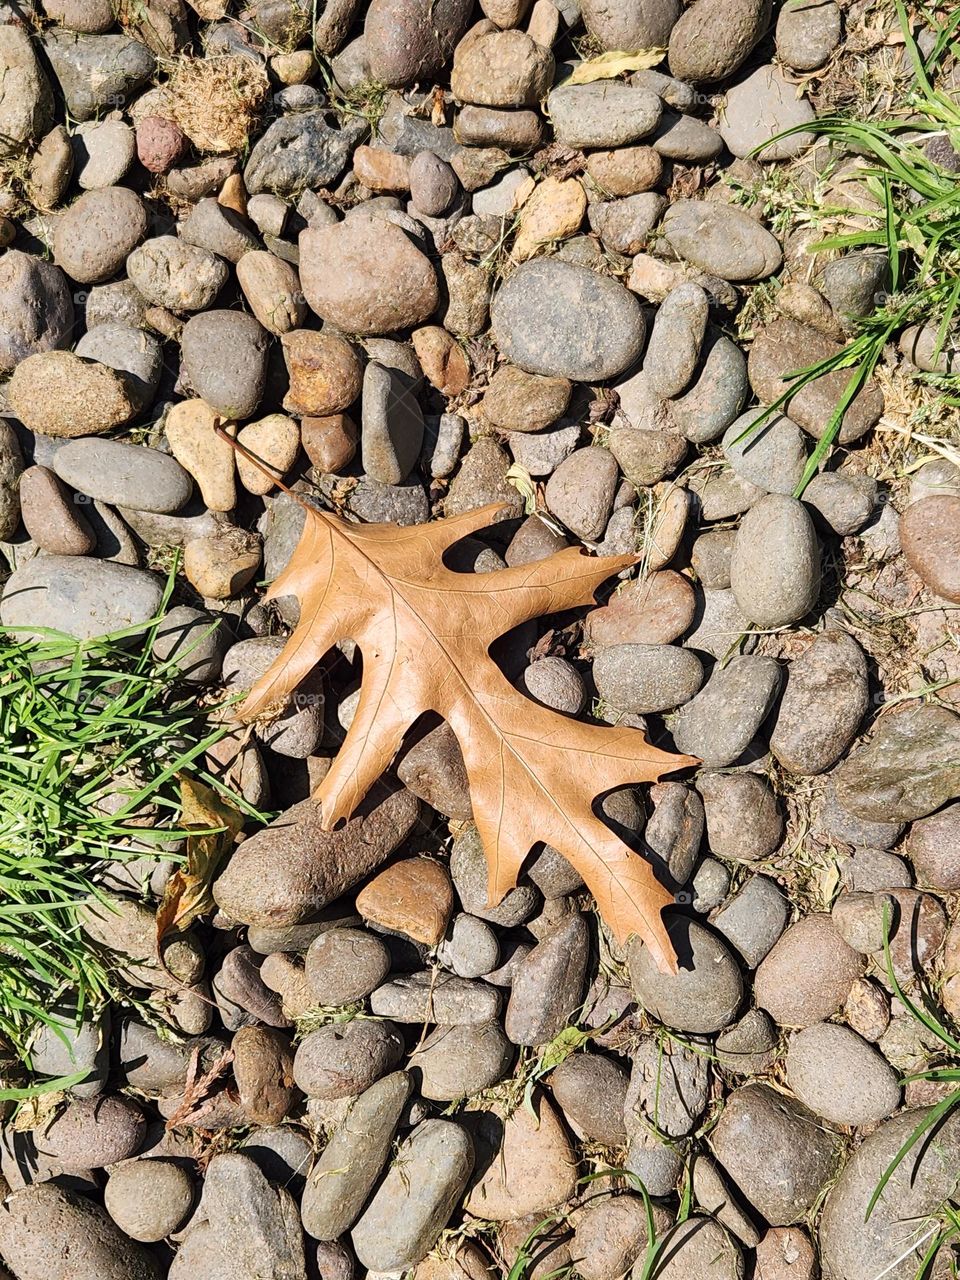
[585,570,696,648]
[232,1025,298,1125]
[586,145,663,196]
[282,330,363,416]
[411,326,471,396]
[19,465,96,556]
[356,857,455,946]
[301,414,359,473]
[353,144,412,193]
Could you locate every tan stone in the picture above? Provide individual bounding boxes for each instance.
[281,330,363,416]
[301,414,358,473]
[183,526,260,599]
[299,218,439,336]
[217,170,247,216]
[236,414,300,495]
[414,1243,495,1280]
[271,49,317,84]
[236,251,307,335]
[356,857,454,946]
[411,326,471,396]
[646,485,690,572]
[165,399,237,512]
[232,1025,297,1126]
[585,146,663,196]
[7,351,138,437]
[585,570,696,649]
[511,176,586,262]
[901,495,960,603]
[260,953,314,1019]
[353,144,412,193]
[463,1091,577,1221]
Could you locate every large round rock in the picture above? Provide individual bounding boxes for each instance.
[710,1082,842,1225]
[299,217,439,336]
[627,914,743,1033]
[785,1022,900,1126]
[491,259,646,381]
[0,1183,163,1279]
[820,1108,960,1280]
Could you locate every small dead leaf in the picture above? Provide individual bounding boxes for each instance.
[563,48,667,85]
[431,86,447,128]
[164,1045,235,1131]
[506,463,537,515]
[156,777,244,944]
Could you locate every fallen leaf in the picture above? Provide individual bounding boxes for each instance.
[164,1045,235,1131]
[226,442,695,972]
[506,462,537,515]
[156,777,244,943]
[563,48,667,85]
[511,174,587,262]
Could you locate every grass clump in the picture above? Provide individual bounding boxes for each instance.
[0,599,241,1084]
[166,54,270,153]
[739,1,960,493]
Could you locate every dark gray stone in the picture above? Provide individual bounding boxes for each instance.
[491,258,646,381]
[244,110,366,195]
[301,1071,412,1240]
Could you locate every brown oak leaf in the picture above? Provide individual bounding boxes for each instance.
[230,470,695,971]
[156,776,244,945]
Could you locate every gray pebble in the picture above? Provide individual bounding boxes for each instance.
[697,771,784,862]
[731,494,821,628]
[712,874,789,967]
[594,643,704,714]
[505,914,590,1047]
[769,630,869,775]
[722,411,808,495]
[786,1021,900,1126]
[370,971,501,1025]
[670,654,782,767]
[628,915,743,1034]
[53,439,192,514]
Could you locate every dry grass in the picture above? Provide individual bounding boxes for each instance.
[166,55,270,154]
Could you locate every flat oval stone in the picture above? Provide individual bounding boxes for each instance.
[769,630,869,775]
[662,200,782,282]
[351,1119,474,1271]
[53,438,193,513]
[834,703,960,823]
[820,1108,960,1280]
[7,350,138,437]
[731,494,821,627]
[547,83,662,149]
[301,1071,412,1241]
[0,556,163,640]
[749,317,883,443]
[755,913,864,1027]
[491,258,646,381]
[299,217,438,335]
